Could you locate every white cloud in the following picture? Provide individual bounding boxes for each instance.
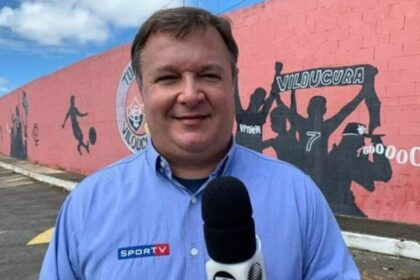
[81,0,183,28]
[0,77,10,96]
[0,0,183,47]
[0,2,108,46]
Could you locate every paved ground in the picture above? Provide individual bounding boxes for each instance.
[0,167,419,279]
[354,250,420,279]
[0,168,67,280]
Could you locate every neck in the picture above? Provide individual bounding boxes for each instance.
[170,162,216,179]
[160,145,230,179]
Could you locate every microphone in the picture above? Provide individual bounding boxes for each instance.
[202,176,266,280]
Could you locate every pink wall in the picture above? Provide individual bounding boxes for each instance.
[228,0,420,224]
[0,0,419,224]
[0,45,133,174]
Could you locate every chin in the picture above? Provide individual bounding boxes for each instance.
[179,141,209,153]
[174,131,230,153]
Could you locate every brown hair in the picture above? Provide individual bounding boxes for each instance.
[131,7,238,84]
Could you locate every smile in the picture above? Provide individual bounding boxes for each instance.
[173,114,210,125]
[175,115,209,120]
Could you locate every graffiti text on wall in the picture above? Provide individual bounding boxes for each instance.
[362,144,420,167]
[32,123,39,146]
[276,65,366,91]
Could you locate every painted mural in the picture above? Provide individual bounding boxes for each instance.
[235,62,393,217]
[8,91,29,160]
[0,0,419,224]
[116,62,148,153]
[61,95,96,156]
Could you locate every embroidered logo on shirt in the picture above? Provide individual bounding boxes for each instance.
[118,243,170,260]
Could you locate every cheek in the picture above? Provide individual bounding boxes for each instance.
[142,97,159,124]
[219,94,235,115]
[216,99,235,129]
[143,94,173,122]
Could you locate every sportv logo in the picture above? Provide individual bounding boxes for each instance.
[118,243,170,260]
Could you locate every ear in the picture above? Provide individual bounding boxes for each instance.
[233,67,239,82]
[232,67,239,92]
[139,86,144,98]
[136,78,144,98]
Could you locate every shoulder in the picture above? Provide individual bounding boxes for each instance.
[230,145,319,200]
[60,150,150,229]
[232,145,306,178]
[70,150,148,199]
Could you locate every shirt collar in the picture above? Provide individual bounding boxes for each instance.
[145,137,237,179]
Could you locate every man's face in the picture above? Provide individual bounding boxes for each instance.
[138,27,235,164]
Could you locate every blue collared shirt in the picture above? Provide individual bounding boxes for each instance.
[40,141,359,279]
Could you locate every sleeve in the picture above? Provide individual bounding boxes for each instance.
[39,192,83,280]
[302,176,360,280]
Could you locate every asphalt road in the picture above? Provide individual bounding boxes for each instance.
[0,167,419,280]
[0,168,67,280]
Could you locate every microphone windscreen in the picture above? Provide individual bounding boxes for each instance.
[202,176,256,263]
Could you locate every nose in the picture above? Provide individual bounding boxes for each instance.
[176,74,205,107]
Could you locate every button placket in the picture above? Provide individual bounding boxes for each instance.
[191,196,198,204]
[190,247,199,256]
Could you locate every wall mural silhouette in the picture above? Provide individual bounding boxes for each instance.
[9,91,29,160]
[235,62,393,217]
[62,95,96,156]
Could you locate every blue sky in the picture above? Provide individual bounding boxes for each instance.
[0,0,263,96]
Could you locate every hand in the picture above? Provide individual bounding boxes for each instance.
[364,65,378,77]
[371,135,384,145]
[275,61,283,74]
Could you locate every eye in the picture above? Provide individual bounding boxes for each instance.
[200,73,221,81]
[155,75,177,84]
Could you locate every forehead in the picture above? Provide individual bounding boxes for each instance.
[140,27,231,71]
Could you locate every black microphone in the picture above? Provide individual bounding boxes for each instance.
[202,176,265,280]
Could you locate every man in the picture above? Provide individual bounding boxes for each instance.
[234,62,282,152]
[323,123,392,216]
[61,95,90,155]
[40,7,359,279]
[275,85,365,188]
[262,90,301,166]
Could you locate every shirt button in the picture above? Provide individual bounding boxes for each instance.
[191,197,198,204]
[190,248,199,256]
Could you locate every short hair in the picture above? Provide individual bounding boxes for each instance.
[131,7,238,85]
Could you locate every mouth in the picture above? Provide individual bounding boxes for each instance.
[175,114,209,119]
[173,114,210,125]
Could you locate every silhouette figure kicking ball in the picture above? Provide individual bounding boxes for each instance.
[62,96,90,155]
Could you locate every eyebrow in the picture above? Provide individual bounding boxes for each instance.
[199,64,225,73]
[151,63,226,75]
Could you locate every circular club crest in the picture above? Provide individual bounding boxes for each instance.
[116,62,148,153]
